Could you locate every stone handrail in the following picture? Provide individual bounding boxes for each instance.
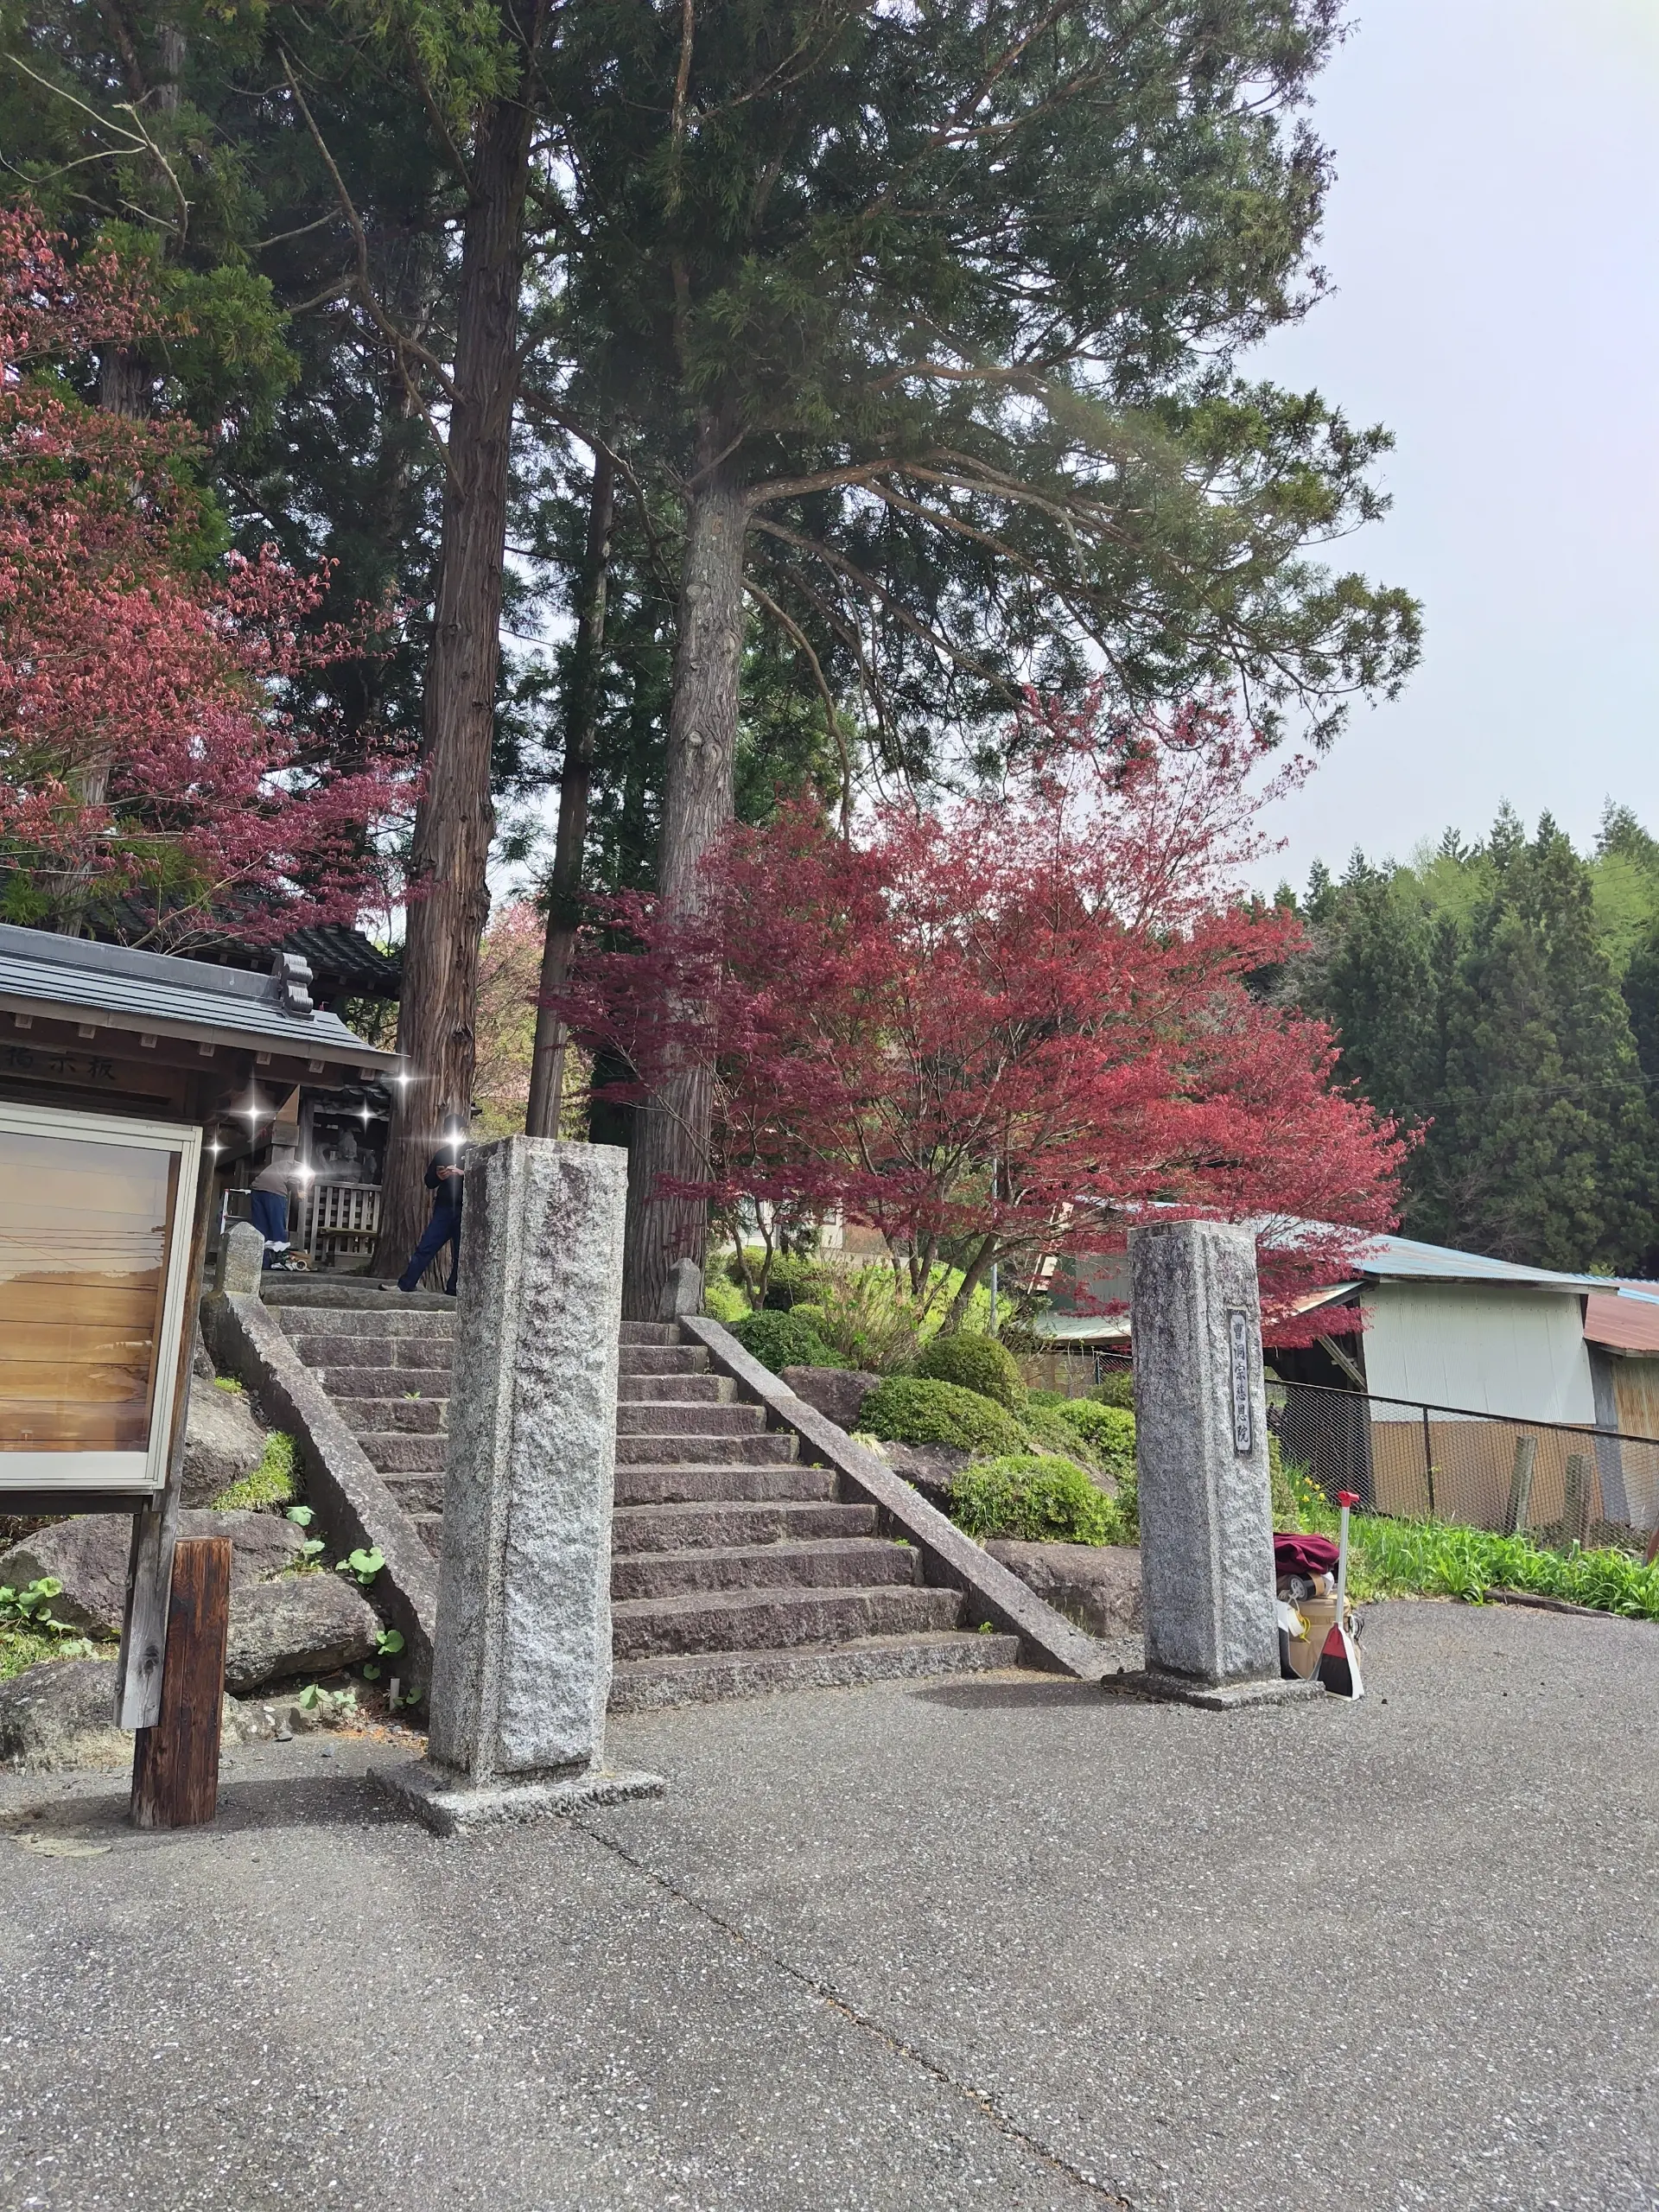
[678,1314,1109,1681]
[200,1289,439,1682]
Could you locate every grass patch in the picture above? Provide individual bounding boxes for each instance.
[212,1431,298,1512]
[1349,1517,1659,1618]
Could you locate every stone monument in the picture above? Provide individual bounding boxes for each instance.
[1126,1217,1315,1708]
[381,1135,664,1832]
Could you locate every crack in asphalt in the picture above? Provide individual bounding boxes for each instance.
[574,1818,1132,2208]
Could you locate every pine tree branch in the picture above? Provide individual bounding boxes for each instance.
[742,576,852,830]
[278,46,457,471]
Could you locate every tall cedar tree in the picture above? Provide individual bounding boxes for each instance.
[1,0,535,1262]
[547,0,1421,1313]
[561,690,1405,1332]
[1301,811,1657,1273]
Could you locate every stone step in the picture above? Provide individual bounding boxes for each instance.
[288,1332,454,1374]
[277,1306,457,1341]
[617,1373,730,1405]
[614,1465,837,1508]
[358,1433,446,1475]
[620,1322,682,1344]
[615,1401,764,1438]
[263,1279,452,1313]
[607,1630,1024,1713]
[613,1431,797,1466]
[618,1345,709,1377]
[410,1510,445,1559]
[611,1538,920,1605]
[610,1581,969,1662]
[334,1395,446,1435]
[383,1471,446,1517]
[611,1500,877,1553]
[308,1365,454,1401]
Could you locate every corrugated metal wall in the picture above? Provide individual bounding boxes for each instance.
[1361,1282,1597,1425]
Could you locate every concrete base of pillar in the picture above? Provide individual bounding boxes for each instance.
[376,1758,665,1838]
[1099,1669,1325,1712]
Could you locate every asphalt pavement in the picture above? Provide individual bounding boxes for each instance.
[1,1599,1655,2212]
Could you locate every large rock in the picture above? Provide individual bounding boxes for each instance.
[181,1382,268,1508]
[0,1510,307,1637]
[780,1366,880,1433]
[223,1573,381,1694]
[984,1540,1143,1639]
[883,1440,969,1510]
[0,1658,289,1770]
[0,1659,126,1770]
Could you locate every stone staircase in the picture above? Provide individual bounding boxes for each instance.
[271,1299,1020,1709]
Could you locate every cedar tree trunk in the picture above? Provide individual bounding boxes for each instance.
[525,451,615,1138]
[372,79,540,1276]
[620,468,748,1317]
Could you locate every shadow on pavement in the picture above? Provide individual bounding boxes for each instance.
[3,1760,405,1856]
[909,1676,1107,1713]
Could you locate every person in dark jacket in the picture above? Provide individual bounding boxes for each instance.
[397,1117,467,1294]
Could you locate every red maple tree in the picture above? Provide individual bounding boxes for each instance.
[0,209,410,944]
[563,689,1406,1335]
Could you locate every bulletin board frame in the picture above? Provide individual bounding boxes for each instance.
[0,1098,202,1497]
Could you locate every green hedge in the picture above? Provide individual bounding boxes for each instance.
[1089,1369,1135,1411]
[730,1308,836,1372]
[949,1455,1119,1545]
[724,1249,831,1310]
[912,1332,1027,1411]
[1052,1398,1135,1473]
[861,1376,1024,1455]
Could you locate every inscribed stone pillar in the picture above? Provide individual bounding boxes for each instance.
[381,1136,663,1832]
[215,1219,264,1297]
[1129,1219,1281,1691]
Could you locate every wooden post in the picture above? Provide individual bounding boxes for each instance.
[130,1537,232,1829]
[1504,1433,1538,1535]
[1563,1452,1590,1549]
[116,1108,214,1730]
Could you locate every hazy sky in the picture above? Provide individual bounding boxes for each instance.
[1243,0,1659,893]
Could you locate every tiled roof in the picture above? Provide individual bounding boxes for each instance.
[0,924,397,1069]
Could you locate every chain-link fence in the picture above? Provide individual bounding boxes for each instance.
[1093,1351,1659,1551]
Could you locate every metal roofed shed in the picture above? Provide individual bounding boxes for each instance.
[1042,1222,1659,1543]
[1041,1218,1634,1428]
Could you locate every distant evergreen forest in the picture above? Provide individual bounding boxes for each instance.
[1283,804,1659,1277]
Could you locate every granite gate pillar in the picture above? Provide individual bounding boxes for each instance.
[1128,1218,1312,1707]
[382,1136,664,1832]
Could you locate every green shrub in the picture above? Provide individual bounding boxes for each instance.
[762,1254,831,1311]
[1019,1402,1093,1459]
[722,1248,830,1309]
[730,1308,837,1372]
[703,1274,748,1325]
[1053,1398,1136,1472]
[212,1431,297,1512]
[861,1376,1024,1455]
[1089,1368,1135,1411]
[800,1266,926,1374]
[913,1332,1027,1411]
[949,1455,1119,1545]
